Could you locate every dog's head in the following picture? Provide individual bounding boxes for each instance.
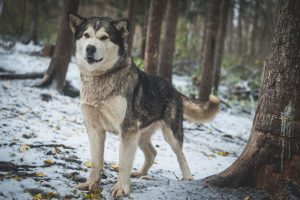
[68,14,129,73]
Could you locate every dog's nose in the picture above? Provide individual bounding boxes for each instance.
[86,45,96,55]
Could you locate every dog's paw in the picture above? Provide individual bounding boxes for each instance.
[76,180,100,191]
[110,181,130,198]
[131,171,147,178]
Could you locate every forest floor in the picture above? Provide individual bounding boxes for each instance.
[0,42,270,199]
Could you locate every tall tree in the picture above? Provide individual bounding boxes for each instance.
[213,0,231,93]
[236,0,244,56]
[206,0,300,198]
[249,0,259,60]
[158,0,180,83]
[226,0,234,54]
[30,0,39,45]
[39,0,79,96]
[144,0,166,75]
[126,0,138,55]
[18,0,27,37]
[198,0,220,101]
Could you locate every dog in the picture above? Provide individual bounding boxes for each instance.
[68,13,220,198]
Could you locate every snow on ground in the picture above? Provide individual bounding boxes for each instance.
[0,43,256,199]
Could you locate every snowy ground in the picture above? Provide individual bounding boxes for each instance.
[0,43,265,199]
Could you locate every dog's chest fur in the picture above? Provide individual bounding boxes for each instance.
[80,95,127,133]
[79,75,128,133]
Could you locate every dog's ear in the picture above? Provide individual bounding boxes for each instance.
[68,13,85,33]
[113,19,129,38]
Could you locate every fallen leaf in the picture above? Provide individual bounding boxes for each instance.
[82,193,92,199]
[216,151,230,157]
[84,161,92,168]
[244,196,250,200]
[33,193,42,200]
[44,159,54,165]
[36,172,45,177]
[19,144,30,153]
[110,163,119,171]
[45,192,59,199]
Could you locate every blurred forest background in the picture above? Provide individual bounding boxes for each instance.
[0,0,278,104]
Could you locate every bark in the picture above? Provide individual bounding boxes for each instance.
[198,0,220,102]
[18,0,27,37]
[0,0,3,16]
[226,1,234,54]
[127,0,138,55]
[144,0,166,75]
[213,0,231,93]
[40,0,79,95]
[236,0,244,56]
[199,18,207,64]
[139,1,149,59]
[30,0,39,45]
[249,0,259,60]
[206,0,300,198]
[158,0,179,83]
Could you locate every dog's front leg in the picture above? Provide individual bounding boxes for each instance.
[110,131,139,198]
[77,126,106,190]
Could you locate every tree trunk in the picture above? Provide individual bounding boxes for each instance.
[139,1,149,60]
[226,1,234,54]
[40,0,79,95]
[144,0,166,75]
[198,0,220,102]
[206,0,300,198]
[30,0,39,45]
[236,0,244,56]
[213,0,231,93]
[127,0,138,55]
[249,0,259,60]
[0,0,3,16]
[18,0,27,37]
[199,17,207,63]
[158,0,179,83]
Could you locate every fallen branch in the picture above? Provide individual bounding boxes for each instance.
[28,144,75,149]
[0,72,44,80]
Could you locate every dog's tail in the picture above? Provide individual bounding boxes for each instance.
[181,94,220,123]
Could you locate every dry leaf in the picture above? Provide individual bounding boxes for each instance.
[84,161,92,168]
[110,163,119,171]
[44,159,54,165]
[45,192,58,199]
[19,144,30,153]
[244,197,250,200]
[36,172,45,177]
[33,193,42,200]
[216,151,230,157]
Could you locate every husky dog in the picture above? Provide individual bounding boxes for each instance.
[68,13,220,198]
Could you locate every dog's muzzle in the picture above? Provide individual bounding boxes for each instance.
[85,45,103,64]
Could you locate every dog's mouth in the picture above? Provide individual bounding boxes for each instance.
[86,57,103,64]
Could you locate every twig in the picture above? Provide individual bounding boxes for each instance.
[28,144,74,149]
[172,172,180,181]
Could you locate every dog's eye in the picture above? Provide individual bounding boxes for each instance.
[99,35,108,41]
[84,33,90,38]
